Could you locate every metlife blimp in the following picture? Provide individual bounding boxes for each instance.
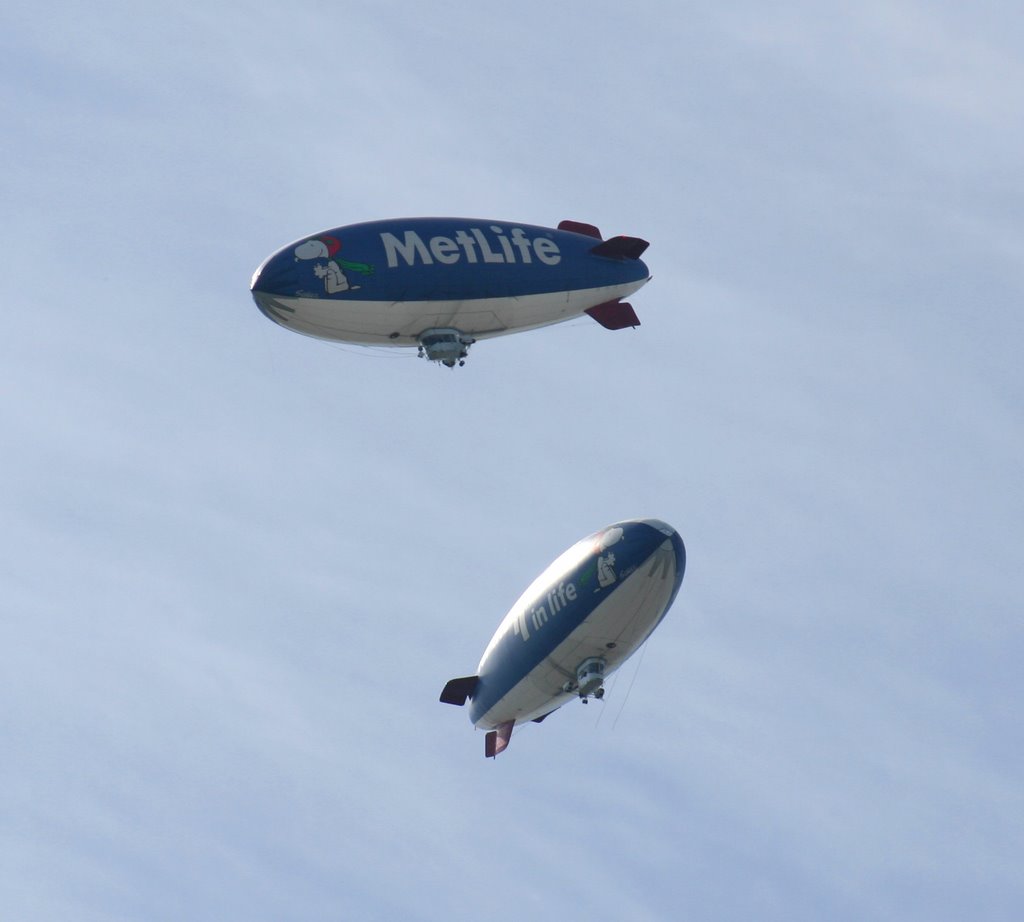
[441,519,685,757]
[251,217,651,366]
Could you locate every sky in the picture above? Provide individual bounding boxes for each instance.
[2,1,1022,919]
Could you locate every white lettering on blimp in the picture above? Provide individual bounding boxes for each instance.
[380,225,562,268]
[513,580,578,642]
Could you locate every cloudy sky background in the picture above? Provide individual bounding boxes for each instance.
[3,2,1022,919]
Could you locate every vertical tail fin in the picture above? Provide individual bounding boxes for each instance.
[558,219,602,239]
[484,721,514,758]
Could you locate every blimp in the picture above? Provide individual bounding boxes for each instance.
[440,519,685,757]
[250,217,650,366]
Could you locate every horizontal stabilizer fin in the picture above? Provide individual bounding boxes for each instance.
[558,219,602,239]
[531,707,560,724]
[439,675,479,706]
[485,720,514,758]
[585,301,641,330]
[590,235,649,260]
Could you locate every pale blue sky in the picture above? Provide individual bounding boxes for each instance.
[2,2,1022,920]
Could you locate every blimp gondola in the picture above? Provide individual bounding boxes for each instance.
[251,218,650,366]
[440,519,685,757]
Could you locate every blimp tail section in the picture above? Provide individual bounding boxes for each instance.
[556,229,644,331]
[440,675,515,757]
[577,228,646,329]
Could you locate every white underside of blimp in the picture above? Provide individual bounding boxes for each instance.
[253,280,648,346]
[474,536,680,731]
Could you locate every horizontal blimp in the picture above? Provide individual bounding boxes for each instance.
[441,519,685,757]
[251,218,650,366]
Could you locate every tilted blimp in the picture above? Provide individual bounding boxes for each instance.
[441,519,685,757]
[251,218,650,366]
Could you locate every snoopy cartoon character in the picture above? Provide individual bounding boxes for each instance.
[294,236,374,294]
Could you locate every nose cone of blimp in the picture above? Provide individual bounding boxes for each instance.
[250,246,305,326]
[250,246,300,296]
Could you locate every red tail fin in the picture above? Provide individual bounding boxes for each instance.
[585,301,641,330]
[558,220,602,239]
[484,721,514,758]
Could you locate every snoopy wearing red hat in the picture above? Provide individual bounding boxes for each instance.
[294,236,374,294]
